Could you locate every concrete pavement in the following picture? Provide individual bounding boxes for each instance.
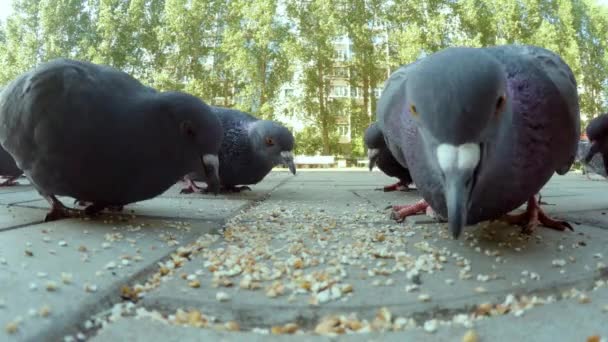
[0,170,607,341]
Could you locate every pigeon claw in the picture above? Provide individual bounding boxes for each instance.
[390,199,429,222]
[180,178,205,194]
[0,175,20,187]
[44,196,84,222]
[377,181,405,192]
[222,185,252,193]
[501,196,574,234]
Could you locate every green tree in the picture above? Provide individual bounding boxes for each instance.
[0,0,43,84]
[220,0,293,119]
[38,0,93,60]
[287,0,343,154]
[340,0,387,156]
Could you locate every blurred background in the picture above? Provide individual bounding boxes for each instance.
[0,0,607,163]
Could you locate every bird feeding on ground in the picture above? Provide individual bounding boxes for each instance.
[364,122,414,192]
[0,58,223,221]
[377,45,580,238]
[181,106,296,194]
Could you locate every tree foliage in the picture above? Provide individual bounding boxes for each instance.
[1,0,607,156]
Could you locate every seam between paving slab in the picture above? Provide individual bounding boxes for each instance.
[27,176,296,342]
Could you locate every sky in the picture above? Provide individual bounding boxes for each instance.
[0,0,12,21]
[1,0,608,22]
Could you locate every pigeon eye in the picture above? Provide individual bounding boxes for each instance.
[495,95,506,115]
[180,120,197,138]
[265,137,275,146]
[410,104,418,117]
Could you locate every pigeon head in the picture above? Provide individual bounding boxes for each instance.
[405,47,508,239]
[249,120,296,175]
[161,92,223,194]
[584,114,608,163]
[364,122,385,171]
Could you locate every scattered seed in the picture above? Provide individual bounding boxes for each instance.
[84,283,97,293]
[418,294,431,302]
[5,321,18,334]
[46,281,58,292]
[423,319,438,333]
[39,305,52,317]
[462,329,479,342]
[61,273,73,284]
[474,287,487,293]
[578,294,591,304]
[216,292,231,302]
[188,280,201,288]
[405,284,419,292]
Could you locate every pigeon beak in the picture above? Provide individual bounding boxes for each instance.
[367,148,380,171]
[584,140,600,163]
[201,154,220,195]
[281,151,296,175]
[444,169,474,239]
[436,143,481,239]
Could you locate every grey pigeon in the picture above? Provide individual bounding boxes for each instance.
[0,58,223,221]
[363,122,413,191]
[0,87,23,186]
[582,113,608,176]
[181,106,296,193]
[577,139,607,179]
[0,144,22,186]
[378,45,580,238]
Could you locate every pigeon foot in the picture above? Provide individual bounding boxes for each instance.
[180,178,205,194]
[501,196,574,234]
[0,175,20,186]
[44,195,84,222]
[74,200,123,212]
[376,181,410,192]
[391,199,429,222]
[222,186,252,193]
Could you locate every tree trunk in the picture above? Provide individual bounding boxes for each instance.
[259,54,268,111]
[317,59,330,154]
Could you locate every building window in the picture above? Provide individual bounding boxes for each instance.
[374,88,382,98]
[337,125,349,137]
[332,86,348,98]
[335,49,348,61]
[333,67,348,78]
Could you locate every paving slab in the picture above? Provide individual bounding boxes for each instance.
[0,212,227,341]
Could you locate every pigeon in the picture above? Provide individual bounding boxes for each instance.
[0,87,23,186]
[363,122,413,191]
[582,113,608,176]
[577,139,607,179]
[0,144,22,186]
[0,58,223,221]
[181,106,296,193]
[378,45,580,238]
